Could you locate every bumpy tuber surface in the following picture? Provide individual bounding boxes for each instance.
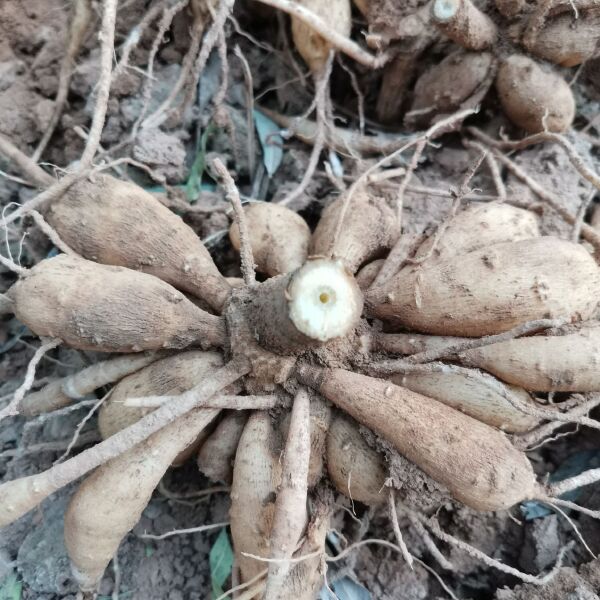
[297,366,539,511]
[311,188,400,273]
[461,325,600,392]
[229,202,311,276]
[367,238,600,337]
[326,412,387,505]
[10,255,226,352]
[65,407,219,590]
[197,410,249,483]
[392,368,540,432]
[412,202,540,263]
[432,0,498,50]
[291,0,352,73]
[47,174,231,312]
[230,412,282,584]
[410,51,495,124]
[495,55,575,133]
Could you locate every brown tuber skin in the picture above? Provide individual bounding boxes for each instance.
[298,366,539,511]
[99,351,225,464]
[431,0,498,51]
[47,174,231,312]
[461,325,600,392]
[197,410,249,483]
[310,188,400,273]
[230,411,282,584]
[392,369,540,433]
[495,55,575,134]
[65,407,218,590]
[20,353,160,416]
[229,202,311,276]
[291,0,351,73]
[9,255,226,352]
[409,51,495,124]
[412,202,540,264]
[519,9,600,68]
[326,412,387,505]
[367,238,600,337]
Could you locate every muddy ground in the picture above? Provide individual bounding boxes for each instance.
[1,1,600,599]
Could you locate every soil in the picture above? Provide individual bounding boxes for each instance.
[1,1,600,599]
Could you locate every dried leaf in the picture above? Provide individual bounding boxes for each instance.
[253,109,283,177]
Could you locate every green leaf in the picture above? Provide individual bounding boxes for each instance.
[253,110,283,177]
[209,528,234,598]
[186,125,215,202]
[0,573,22,600]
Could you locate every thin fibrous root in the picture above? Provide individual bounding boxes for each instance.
[264,387,311,599]
[0,292,13,315]
[253,0,390,68]
[468,126,600,192]
[279,52,333,208]
[123,394,281,410]
[388,488,414,568]
[0,356,250,528]
[212,158,256,285]
[0,134,53,188]
[467,128,600,253]
[513,394,600,451]
[0,338,61,422]
[404,317,565,364]
[408,508,572,585]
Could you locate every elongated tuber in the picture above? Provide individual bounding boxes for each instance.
[65,407,219,590]
[230,412,282,584]
[367,238,600,337]
[197,410,249,483]
[297,365,539,511]
[99,351,225,464]
[229,202,311,276]
[311,188,399,273]
[495,55,575,133]
[461,324,600,392]
[47,174,231,311]
[21,353,160,416]
[326,412,387,505]
[10,255,226,352]
[432,0,498,50]
[392,368,540,433]
[412,202,540,264]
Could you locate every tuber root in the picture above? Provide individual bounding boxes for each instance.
[99,351,226,464]
[47,174,231,312]
[326,412,387,505]
[391,367,541,433]
[460,324,600,392]
[65,407,219,590]
[230,411,283,584]
[495,55,575,133]
[197,410,249,483]
[297,365,540,511]
[10,255,226,352]
[310,188,400,273]
[366,237,600,337]
[431,0,498,50]
[229,202,311,276]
